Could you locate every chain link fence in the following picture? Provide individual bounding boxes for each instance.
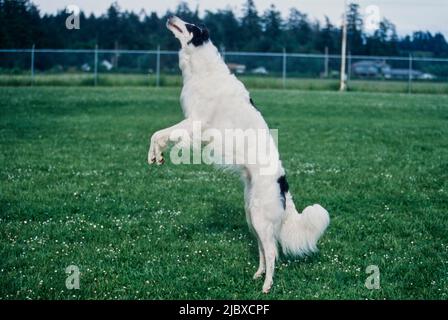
[1,47,447,94]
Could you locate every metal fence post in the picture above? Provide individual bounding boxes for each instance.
[347,52,352,86]
[30,44,35,86]
[94,44,98,86]
[221,45,226,62]
[156,45,161,88]
[282,48,287,89]
[408,54,413,94]
[324,46,329,78]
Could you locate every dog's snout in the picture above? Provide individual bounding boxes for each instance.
[167,15,177,23]
[166,16,184,34]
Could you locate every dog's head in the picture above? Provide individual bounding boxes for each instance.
[166,16,210,48]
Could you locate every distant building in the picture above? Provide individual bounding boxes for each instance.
[227,63,246,74]
[351,60,435,80]
[251,67,269,75]
[383,69,421,80]
[351,60,389,77]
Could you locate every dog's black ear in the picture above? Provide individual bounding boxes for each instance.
[186,23,210,46]
[201,27,210,42]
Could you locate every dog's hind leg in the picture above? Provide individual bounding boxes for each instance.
[246,207,266,280]
[242,169,266,280]
[253,241,266,280]
[249,176,284,293]
[251,213,277,293]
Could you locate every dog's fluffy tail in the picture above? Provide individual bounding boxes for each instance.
[277,195,330,257]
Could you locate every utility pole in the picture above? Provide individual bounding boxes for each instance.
[340,0,348,91]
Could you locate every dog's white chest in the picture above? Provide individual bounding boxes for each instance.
[180,78,217,120]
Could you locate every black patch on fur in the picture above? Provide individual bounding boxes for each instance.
[186,23,210,46]
[249,98,259,111]
[250,98,255,106]
[277,175,289,209]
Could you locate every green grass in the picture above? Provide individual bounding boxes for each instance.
[1,73,447,94]
[1,87,448,300]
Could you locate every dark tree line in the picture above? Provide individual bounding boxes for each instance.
[0,0,447,57]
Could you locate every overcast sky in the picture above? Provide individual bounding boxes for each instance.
[33,0,448,37]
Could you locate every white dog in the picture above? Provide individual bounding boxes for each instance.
[148,16,330,293]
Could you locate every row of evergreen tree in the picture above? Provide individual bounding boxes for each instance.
[0,0,447,57]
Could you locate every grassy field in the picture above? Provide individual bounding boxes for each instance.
[1,87,448,300]
[1,73,448,94]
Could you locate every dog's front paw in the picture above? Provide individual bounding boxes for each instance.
[147,144,157,165]
[156,152,165,165]
[148,148,164,165]
[262,280,273,294]
[148,148,156,164]
[148,133,166,165]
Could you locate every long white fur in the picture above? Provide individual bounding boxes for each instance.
[148,16,330,293]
